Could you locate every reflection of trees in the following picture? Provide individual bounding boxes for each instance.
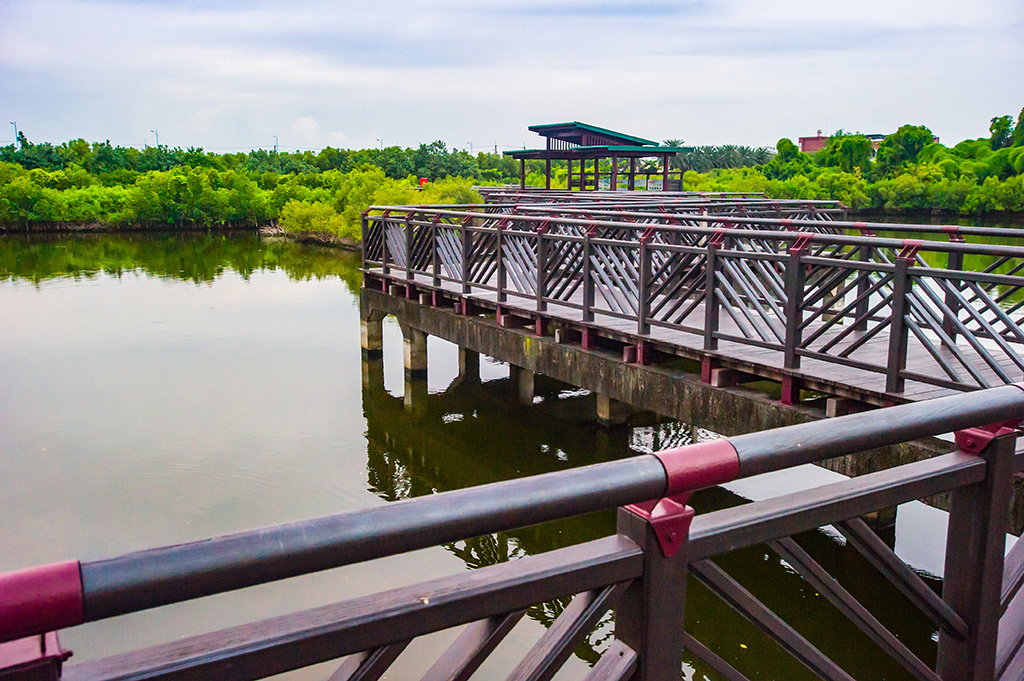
[0,233,362,293]
[361,373,943,678]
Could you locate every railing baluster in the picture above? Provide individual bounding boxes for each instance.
[886,244,917,393]
[768,537,941,681]
[937,430,1017,681]
[942,247,965,342]
[692,560,856,681]
[330,641,410,681]
[581,640,638,681]
[506,583,626,681]
[420,610,525,681]
[404,214,415,284]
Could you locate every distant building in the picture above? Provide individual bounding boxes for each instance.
[800,131,940,154]
[799,131,829,153]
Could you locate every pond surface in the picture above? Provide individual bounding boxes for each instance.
[0,232,953,681]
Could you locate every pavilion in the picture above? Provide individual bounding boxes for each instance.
[503,122,691,191]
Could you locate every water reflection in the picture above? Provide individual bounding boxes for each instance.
[0,232,947,681]
[359,361,941,680]
[0,231,362,292]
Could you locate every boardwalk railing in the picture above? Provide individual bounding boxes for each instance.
[362,208,1024,399]
[2,385,1023,681]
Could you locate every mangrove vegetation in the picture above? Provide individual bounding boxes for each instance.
[2,107,1023,239]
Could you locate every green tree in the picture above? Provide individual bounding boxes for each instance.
[816,132,873,174]
[1013,108,1024,146]
[875,124,934,176]
[990,115,1014,150]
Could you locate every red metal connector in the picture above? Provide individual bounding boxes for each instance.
[897,240,923,261]
[0,632,71,681]
[626,439,740,556]
[0,561,83,645]
[955,420,1022,454]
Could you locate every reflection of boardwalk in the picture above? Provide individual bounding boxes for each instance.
[364,206,1024,407]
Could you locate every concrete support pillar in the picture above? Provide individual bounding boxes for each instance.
[458,348,480,383]
[404,377,428,418]
[361,357,384,391]
[360,312,384,360]
[400,323,427,382]
[596,394,631,428]
[510,365,535,406]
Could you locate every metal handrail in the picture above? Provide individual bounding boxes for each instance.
[3,383,1022,645]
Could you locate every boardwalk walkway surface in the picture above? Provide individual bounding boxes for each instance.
[363,194,1024,407]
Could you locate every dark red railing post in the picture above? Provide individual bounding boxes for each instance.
[496,218,507,304]
[703,230,727,352]
[360,211,369,272]
[936,426,1017,681]
[582,223,597,323]
[535,220,549,312]
[637,227,655,335]
[614,502,692,681]
[380,211,391,279]
[430,215,440,289]
[460,215,473,295]
[885,241,919,394]
[615,439,740,680]
[854,239,873,332]
[782,234,811,405]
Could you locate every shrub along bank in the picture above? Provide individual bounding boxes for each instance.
[0,162,481,241]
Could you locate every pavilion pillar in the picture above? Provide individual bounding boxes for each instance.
[519,159,525,189]
[663,154,670,191]
[611,154,618,191]
[545,157,551,189]
[629,157,636,190]
[568,159,574,191]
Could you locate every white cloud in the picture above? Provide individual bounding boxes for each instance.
[1,0,1022,151]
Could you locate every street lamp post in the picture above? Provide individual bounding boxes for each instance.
[10,121,18,150]
[150,129,159,147]
[376,138,383,151]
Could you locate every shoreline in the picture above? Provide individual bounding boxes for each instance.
[0,221,361,251]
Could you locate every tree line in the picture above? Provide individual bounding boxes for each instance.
[2,108,1023,239]
[682,109,1024,213]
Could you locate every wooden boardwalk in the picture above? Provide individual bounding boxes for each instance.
[362,204,1024,408]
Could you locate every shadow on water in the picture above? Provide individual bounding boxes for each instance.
[0,231,363,293]
[360,361,944,680]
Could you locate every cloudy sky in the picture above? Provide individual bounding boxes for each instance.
[1,0,1022,154]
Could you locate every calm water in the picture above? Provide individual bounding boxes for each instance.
[0,232,955,681]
